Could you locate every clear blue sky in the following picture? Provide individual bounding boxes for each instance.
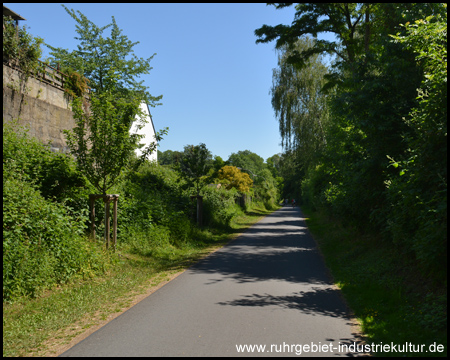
[5,3,332,162]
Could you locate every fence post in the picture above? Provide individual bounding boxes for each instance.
[197,196,203,227]
[104,196,111,250]
[112,195,119,251]
[89,194,96,240]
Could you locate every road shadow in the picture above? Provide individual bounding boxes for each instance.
[187,206,357,321]
[190,207,330,285]
[216,287,349,319]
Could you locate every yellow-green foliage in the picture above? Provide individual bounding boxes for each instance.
[63,67,90,99]
[217,165,253,193]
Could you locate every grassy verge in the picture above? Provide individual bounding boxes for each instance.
[301,205,447,357]
[3,204,276,357]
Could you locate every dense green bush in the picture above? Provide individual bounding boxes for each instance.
[201,186,241,229]
[3,122,91,213]
[3,170,108,301]
[297,10,447,282]
[301,164,332,211]
[253,177,279,211]
[385,14,447,278]
[3,120,280,303]
[3,122,109,301]
[116,162,193,243]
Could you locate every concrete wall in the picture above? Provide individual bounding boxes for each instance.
[3,64,158,161]
[3,64,76,153]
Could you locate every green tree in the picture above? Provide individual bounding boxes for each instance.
[158,149,183,167]
[316,3,443,228]
[227,150,280,206]
[180,143,213,196]
[212,155,226,172]
[227,150,266,183]
[50,5,166,192]
[257,3,445,226]
[386,12,447,277]
[266,153,282,179]
[255,3,374,77]
[47,5,166,166]
[266,153,284,198]
[206,155,228,180]
[46,5,162,106]
[271,37,330,172]
[64,93,143,195]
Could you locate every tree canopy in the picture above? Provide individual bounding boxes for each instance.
[180,143,213,196]
[64,92,142,195]
[47,5,162,107]
[217,166,253,193]
[255,3,372,68]
[271,37,330,171]
[54,5,165,194]
[227,150,266,183]
[257,3,447,279]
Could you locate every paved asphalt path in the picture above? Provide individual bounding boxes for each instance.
[60,206,362,357]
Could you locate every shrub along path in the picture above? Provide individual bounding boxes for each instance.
[60,206,363,357]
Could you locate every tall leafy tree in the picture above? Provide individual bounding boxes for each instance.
[266,154,282,179]
[180,143,213,196]
[255,3,374,79]
[256,3,445,225]
[51,5,165,193]
[266,154,284,198]
[271,37,330,172]
[227,150,266,182]
[158,149,184,167]
[317,3,443,228]
[64,93,142,195]
[227,150,279,206]
[386,12,447,276]
[258,2,447,286]
[46,5,162,106]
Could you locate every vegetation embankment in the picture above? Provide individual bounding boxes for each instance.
[303,205,446,357]
[257,3,447,357]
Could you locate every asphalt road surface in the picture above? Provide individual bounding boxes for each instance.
[60,206,362,357]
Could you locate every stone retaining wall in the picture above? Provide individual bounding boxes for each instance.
[3,64,75,152]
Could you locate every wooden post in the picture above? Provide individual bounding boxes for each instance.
[197,196,203,227]
[89,194,96,240]
[104,196,111,249]
[112,195,119,251]
[89,194,118,251]
[103,195,111,249]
